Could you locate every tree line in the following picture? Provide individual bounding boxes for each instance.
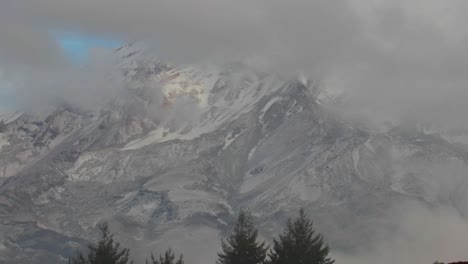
[69,209,334,264]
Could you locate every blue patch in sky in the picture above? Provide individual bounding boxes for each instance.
[52,31,122,65]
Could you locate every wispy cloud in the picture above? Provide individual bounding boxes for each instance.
[1,0,468,129]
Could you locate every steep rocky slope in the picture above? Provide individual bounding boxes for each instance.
[1,45,468,263]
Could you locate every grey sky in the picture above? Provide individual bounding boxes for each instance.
[1,0,468,128]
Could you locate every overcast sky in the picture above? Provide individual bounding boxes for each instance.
[1,0,468,129]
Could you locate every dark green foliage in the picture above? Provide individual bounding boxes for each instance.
[217,210,268,264]
[146,248,184,264]
[69,222,133,264]
[268,209,334,264]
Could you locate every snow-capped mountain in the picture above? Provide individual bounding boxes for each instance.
[1,44,468,263]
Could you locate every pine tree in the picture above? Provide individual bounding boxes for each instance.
[69,222,133,264]
[146,248,184,264]
[217,210,268,264]
[268,209,334,264]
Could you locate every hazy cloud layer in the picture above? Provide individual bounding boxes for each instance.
[2,0,468,128]
[334,201,468,264]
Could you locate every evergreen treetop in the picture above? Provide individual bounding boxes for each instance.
[69,222,133,264]
[146,248,184,264]
[269,209,334,264]
[217,210,268,264]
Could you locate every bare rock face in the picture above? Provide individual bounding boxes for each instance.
[2,45,468,263]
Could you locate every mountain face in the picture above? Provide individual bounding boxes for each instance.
[1,44,468,263]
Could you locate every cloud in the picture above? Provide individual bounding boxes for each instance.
[334,201,468,264]
[12,49,126,112]
[4,0,358,68]
[0,78,16,112]
[0,3,65,69]
[2,0,468,129]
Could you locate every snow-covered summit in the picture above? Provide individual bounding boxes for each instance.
[1,44,468,264]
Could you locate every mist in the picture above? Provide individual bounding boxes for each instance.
[334,201,468,264]
[2,1,468,263]
[1,0,468,129]
[2,49,125,112]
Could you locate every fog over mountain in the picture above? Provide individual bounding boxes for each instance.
[2,1,468,263]
[3,0,468,128]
